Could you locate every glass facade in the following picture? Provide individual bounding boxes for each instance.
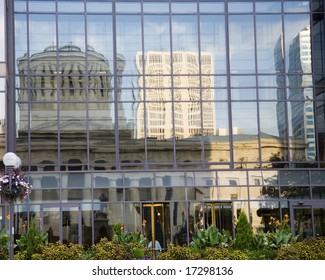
[1,0,325,248]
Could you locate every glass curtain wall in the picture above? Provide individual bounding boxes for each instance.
[12,0,322,171]
[2,0,324,245]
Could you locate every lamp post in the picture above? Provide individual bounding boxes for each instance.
[3,152,21,260]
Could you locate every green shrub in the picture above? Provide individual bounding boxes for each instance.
[112,222,146,247]
[32,242,86,260]
[90,238,149,260]
[202,247,248,260]
[276,237,325,260]
[234,211,253,250]
[252,228,297,252]
[156,244,201,260]
[246,248,279,260]
[267,228,298,249]
[0,229,9,260]
[252,230,269,250]
[15,217,48,260]
[191,225,233,250]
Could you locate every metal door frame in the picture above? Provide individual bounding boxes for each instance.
[289,200,325,238]
[203,201,235,237]
[142,202,170,251]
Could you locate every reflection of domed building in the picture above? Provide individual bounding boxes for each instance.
[17,44,113,134]
[16,45,123,169]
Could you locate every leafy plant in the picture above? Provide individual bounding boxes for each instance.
[234,211,253,250]
[157,244,201,260]
[112,222,146,246]
[15,217,48,259]
[191,224,233,249]
[267,228,298,249]
[0,229,9,260]
[203,247,248,260]
[252,230,269,250]
[246,248,279,260]
[32,241,86,260]
[276,237,325,260]
[90,238,149,260]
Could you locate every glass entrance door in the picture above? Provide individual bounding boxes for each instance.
[292,206,313,241]
[41,204,82,244]
[290,201,325,241]
[142,203,170,253]
[204,202,233,233]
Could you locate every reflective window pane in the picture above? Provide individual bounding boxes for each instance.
[58,15,85,52]
[279,170,309,185]
[58,1,85,13]
[143,15,170,52]
[143,2,169,13]
[231,88,256,100]
[288,101,316,162]
[229,15,255,74]
[284,14,311,75]
[87,15,114,72]
[230,75,256,87]
[256,15,283,74]
[284,1,310,13]
[228,2,253,13]
[172,15,198,54]
[87,2,112,13]
[29,1,56,12]
[116,2,141,13]
[255,1,282,13]
[171,2,197,14]
[200,15,226,74]
[116,15,142,75]
[199,2,224,13]
[232,102,259,166]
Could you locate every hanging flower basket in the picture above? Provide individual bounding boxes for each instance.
[0,169,32,202]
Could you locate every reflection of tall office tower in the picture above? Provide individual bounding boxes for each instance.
[135,51,215,139]
[17,45,113,134]
[274,34,287,140]
[288,26,316,161]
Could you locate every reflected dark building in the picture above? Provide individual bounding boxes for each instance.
[287,26,316,163]
[1,0,325,248]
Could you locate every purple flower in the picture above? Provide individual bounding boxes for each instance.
[0,170,33,202]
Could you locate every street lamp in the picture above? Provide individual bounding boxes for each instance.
[3,152,21,260]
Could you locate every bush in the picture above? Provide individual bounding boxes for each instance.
[15,217,48,260]
[202,247,248,260]
[246,248,279,260]
[276,237,325,260]
[90,238,149,260]
[112,222,146,247]
[191,225,233,250]
[234,211,253,251]
[252,229,297,251]
[267,228,298,249]
[32,242,86,260]
[156,244,201,260]
[0,229,9,260]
